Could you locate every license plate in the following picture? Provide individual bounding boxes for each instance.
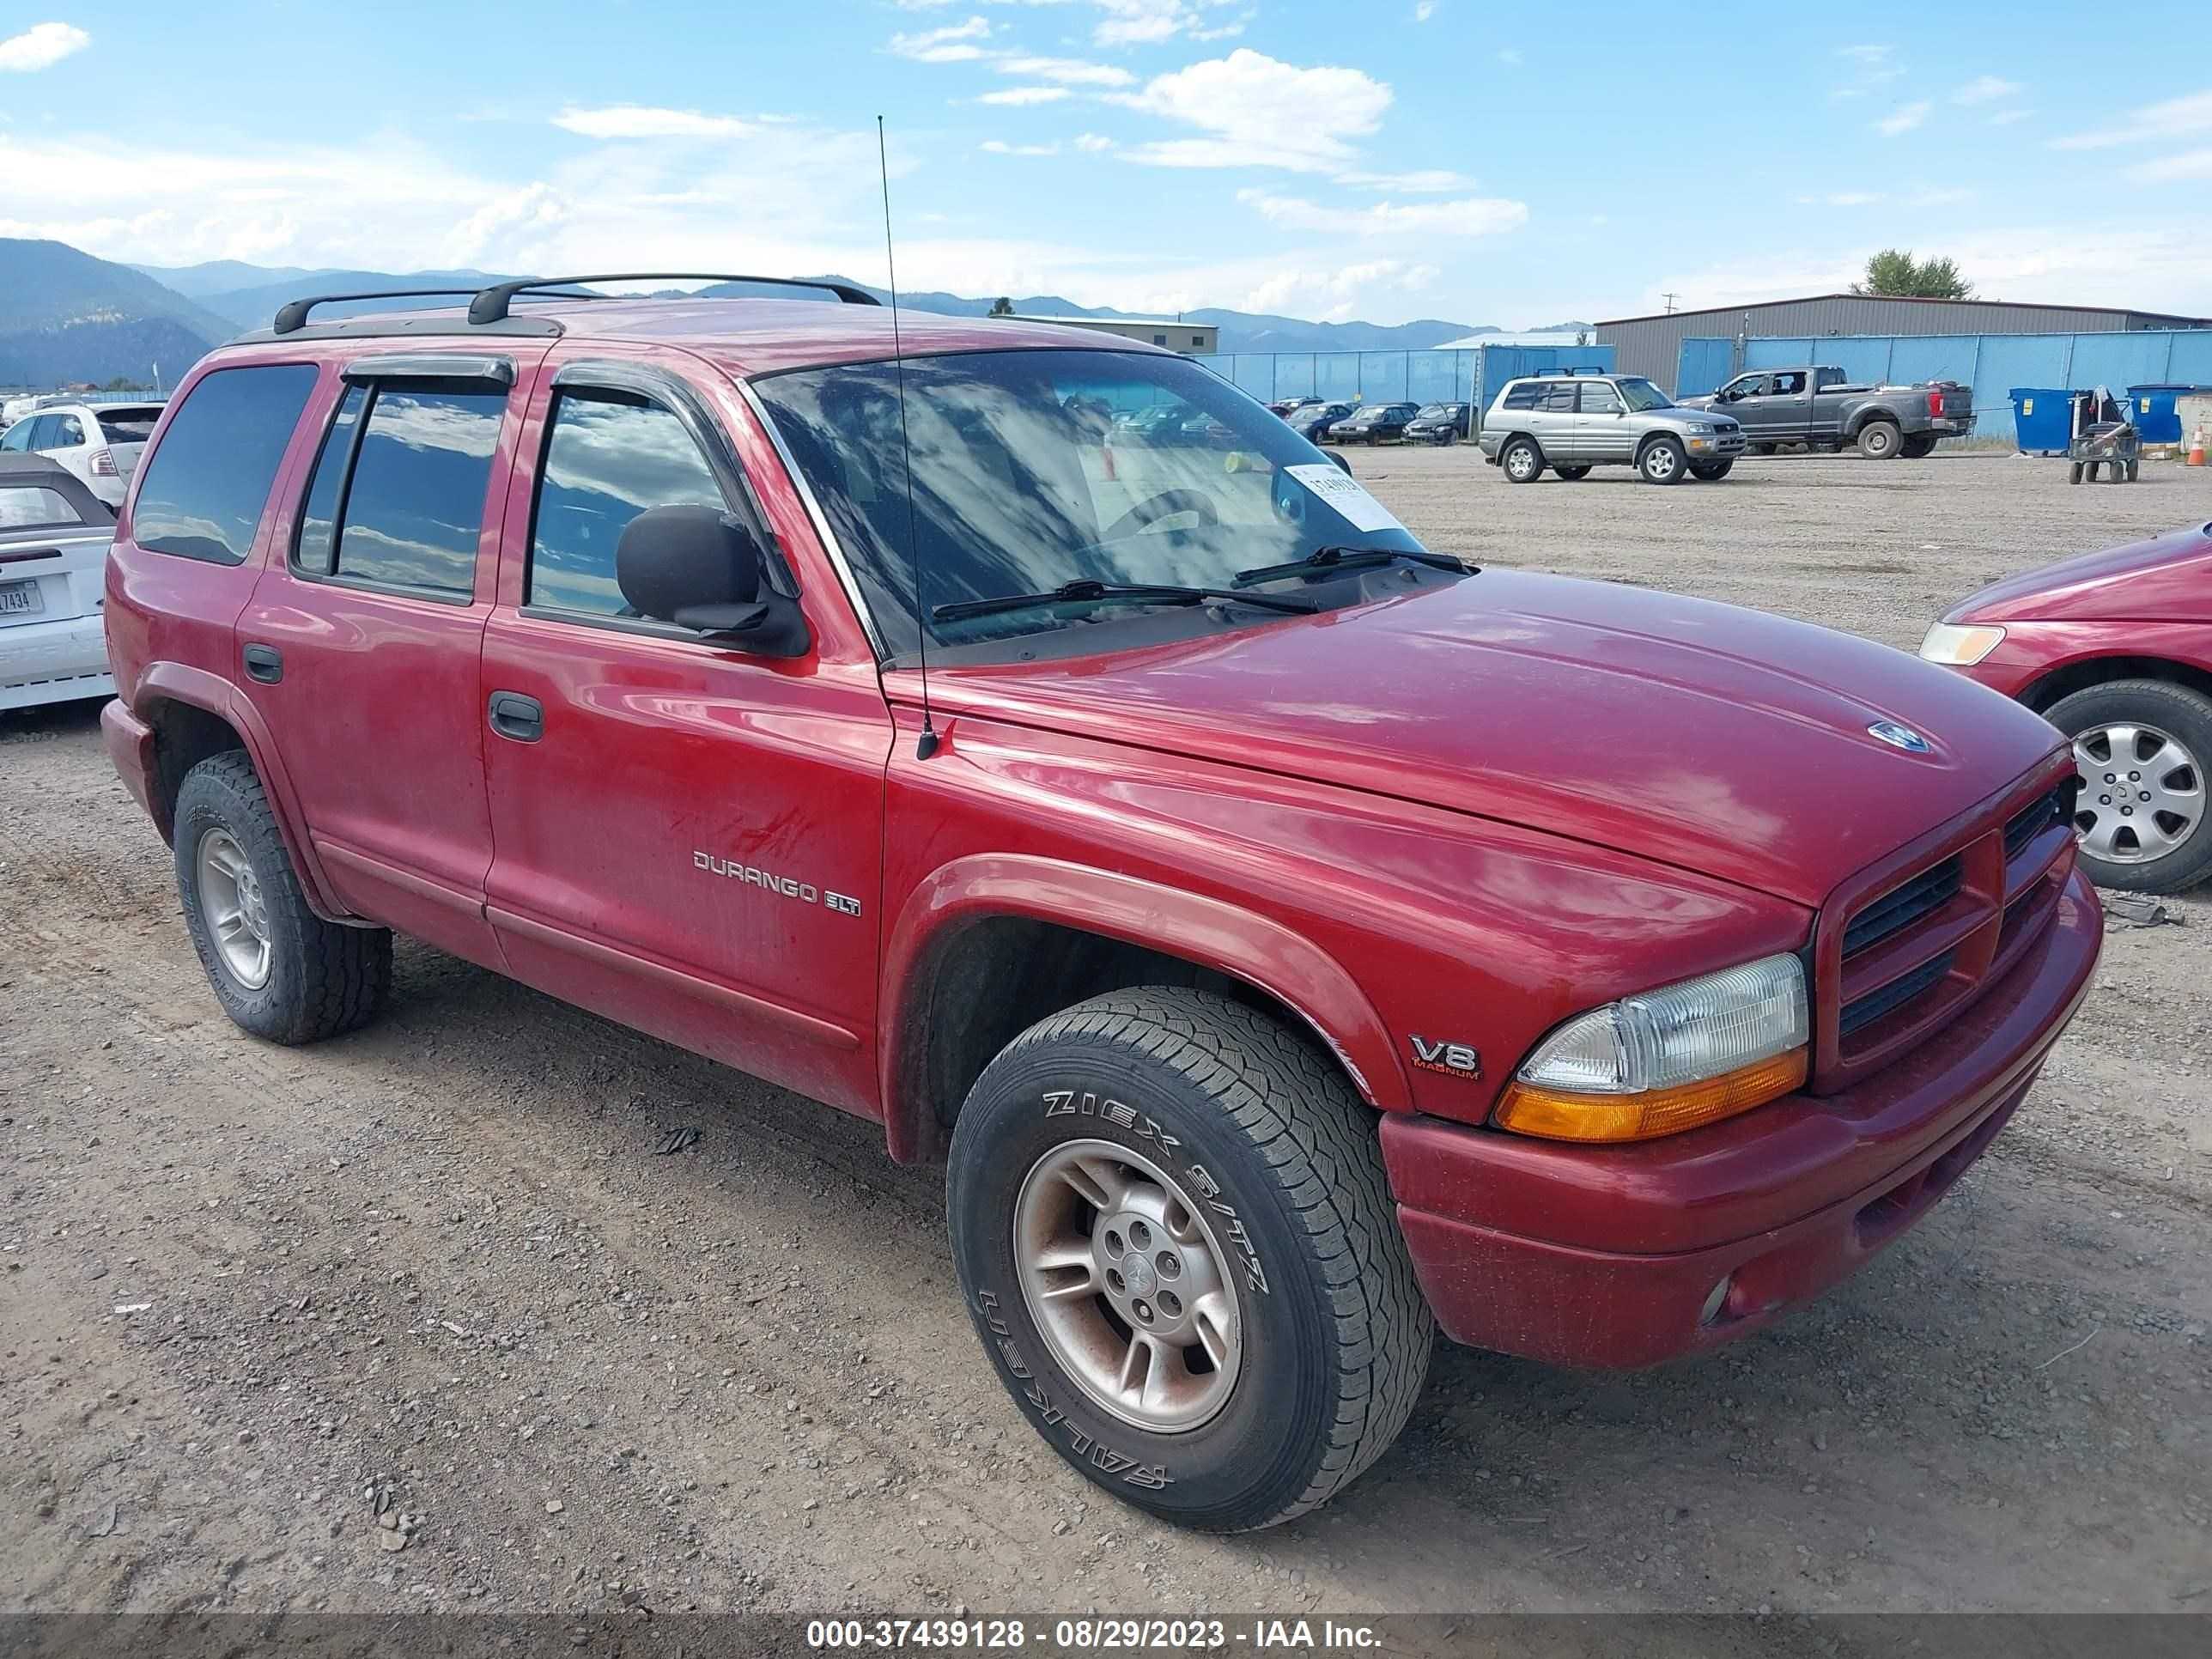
[0,580,45,617]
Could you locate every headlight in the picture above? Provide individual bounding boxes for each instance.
[1682,422,1711,434]
[1918,622,2006,665]
[1494,953,1809,1142]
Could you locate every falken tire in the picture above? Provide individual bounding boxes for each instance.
[174,752,393,1044]
[946,987,1434,1532]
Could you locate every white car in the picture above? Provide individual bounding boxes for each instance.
[0,398,166,509]
[0,454,116,712]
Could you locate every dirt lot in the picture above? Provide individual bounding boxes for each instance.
[3,449,2209,1620]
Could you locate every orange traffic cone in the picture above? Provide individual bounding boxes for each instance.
[2190,425,2207,466]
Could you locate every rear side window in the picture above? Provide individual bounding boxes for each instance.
[527,391,724,617]
[1536,383,1577,412]
[98,411,161,444]
[0,484,85,529]
[1501,384,1540,410]
[132,365,319,564]
[294,384,505,599]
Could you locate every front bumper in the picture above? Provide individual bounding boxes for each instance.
[1,613,113,711]
[1381,866,2100,1368]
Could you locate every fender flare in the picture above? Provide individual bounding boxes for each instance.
[134,660,355,923]
[1845,403,1904,438]
[878,853,1411,1162]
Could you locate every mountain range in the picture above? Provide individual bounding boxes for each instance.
[1,236,1586,387]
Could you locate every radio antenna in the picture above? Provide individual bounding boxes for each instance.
[878,115,939,761]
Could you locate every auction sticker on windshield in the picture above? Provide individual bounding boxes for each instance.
[1284,464,1406,535]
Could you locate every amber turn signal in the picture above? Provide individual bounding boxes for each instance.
[1492,1047,1808,1143]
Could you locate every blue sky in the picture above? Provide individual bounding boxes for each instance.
[3,2,2210,325]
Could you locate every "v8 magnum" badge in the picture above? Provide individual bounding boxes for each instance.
[1409,1035,1481,1080]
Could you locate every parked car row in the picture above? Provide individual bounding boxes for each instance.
[1269,397,1473,445]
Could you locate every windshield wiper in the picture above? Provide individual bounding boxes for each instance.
[1231,545,1474,587]
[931,579,1317,624]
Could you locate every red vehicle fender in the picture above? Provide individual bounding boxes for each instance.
[878,852,1411,1161]
[131,659,355,924]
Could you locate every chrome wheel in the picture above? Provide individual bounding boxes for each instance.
[196,827,272,988]
[1014,1139,1242,1434]
[2073,721,2203,865]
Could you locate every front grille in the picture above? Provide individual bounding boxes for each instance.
[1842,854,1963,957]
[2004,788,2065,861]
[1839,949,1955,1037]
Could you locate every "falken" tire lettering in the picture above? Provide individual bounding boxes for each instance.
[975,1289,1170,1491]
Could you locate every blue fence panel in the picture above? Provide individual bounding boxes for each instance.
[1742,338,1818,372]
[1887,335,1981,388]
[1407,353,1462,404]
[2071,333,2181,395]
[2171,333,2212,384]
[1358,353,1411,402]
[1676,338,1735,396]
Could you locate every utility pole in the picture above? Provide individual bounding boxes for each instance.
[1661,292,1680,315]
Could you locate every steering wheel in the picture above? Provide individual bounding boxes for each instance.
[1101,489,1219,545]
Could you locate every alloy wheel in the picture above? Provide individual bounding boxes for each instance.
[197,827,273,988]
[2073,721,2203,865]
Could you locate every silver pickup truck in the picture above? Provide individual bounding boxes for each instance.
[1681,366,1972,459]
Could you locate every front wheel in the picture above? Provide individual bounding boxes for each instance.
[174,753,392,1042]
[2050,680,2212,892]
[1638,437,1686,484]
[1553,465,1592,480]
[1688,459,1734,481]
[947,988,1434,1531]
[1500,438,1543,483]
[1856,420,1902,459]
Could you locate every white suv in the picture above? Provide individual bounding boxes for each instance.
[1477,373,1746,485]
[0,399,166,509]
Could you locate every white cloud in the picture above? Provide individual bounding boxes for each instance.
[0,21,88,71]
[2131,146,2212,182]
[980,140,1060,156]
[1237,189,1528,237]
[1242,260,1441,324]
[1875,100,1930,137]
[1075,132,1116,152]
[997,54,1134,88]
[1796,191,1882,207]
[554,106,758,141]
[2052,88,2212,149]
[1832,42,1903,100]
[1414,1,1437,19]
[1335,167,1470,192]
[1909,185,1972,206]
[1091,1,1247,46]
[1988,107,2032,126]
[1953,75,2021,106]
[977,86,1069,105]
[1115,49,1393,173]
[890,16,994,63]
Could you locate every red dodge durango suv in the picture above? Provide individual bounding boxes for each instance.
[101,276,2100,1531]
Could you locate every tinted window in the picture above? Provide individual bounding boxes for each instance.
[529,391,725,616]
[1536,383,1577,413]
[133,364,319,564]
[1578,382,1621,415]
[98,410,162,444]
[328,386,504,596]
[1502,385,1540,410]
[54,415,84,447]
[293,384,368,575]
[0,423,30,453]
[0,484,84,529]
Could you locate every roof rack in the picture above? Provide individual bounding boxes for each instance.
[268,272,878,337]
[273,288,483,335]
[467,273,879,325]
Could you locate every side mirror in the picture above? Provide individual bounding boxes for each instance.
[616,505,811,658]
[1328,450,1353,476]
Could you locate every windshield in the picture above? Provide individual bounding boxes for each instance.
[1413,404,1457,419]
[1616,378,1673,412]
[753,349,1428,656]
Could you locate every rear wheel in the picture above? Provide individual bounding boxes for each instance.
[1501,438,1544,483]
[1856,420,1902,459]
[2048,680,2212,893]
[1553,465,1591,480]
[174,753,392,1042]
[1638,436,1686,484]
[1748,442,1778,457]
[2069,462,2086,484]
[946,988,1433,1531]
[1900,434,1938,459]
[1688,459,1735,481]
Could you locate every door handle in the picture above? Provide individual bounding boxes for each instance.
[243,643,283,684]
[488,690,544,743]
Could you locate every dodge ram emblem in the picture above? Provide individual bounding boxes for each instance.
[1867,721,1932,754]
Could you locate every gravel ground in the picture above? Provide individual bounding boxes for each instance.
[3,447,2209,1620]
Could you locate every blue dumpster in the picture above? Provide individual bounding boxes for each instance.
[2124,384,2206,446]
[2008,387,2074,454]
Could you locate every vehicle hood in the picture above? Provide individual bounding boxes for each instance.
[933,571,2064,907]
[1945,521,2212,624]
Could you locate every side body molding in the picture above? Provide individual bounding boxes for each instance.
[879,852,1410,1163]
